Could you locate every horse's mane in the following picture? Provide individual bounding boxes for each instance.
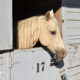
[18,16,44,49]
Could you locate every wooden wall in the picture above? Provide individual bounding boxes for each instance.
[61,0,80,80]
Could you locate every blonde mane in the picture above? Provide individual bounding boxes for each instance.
[18,16,44,49]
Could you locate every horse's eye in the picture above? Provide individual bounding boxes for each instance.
[51,31,56,35]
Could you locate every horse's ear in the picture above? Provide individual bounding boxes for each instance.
[45,10,54,21]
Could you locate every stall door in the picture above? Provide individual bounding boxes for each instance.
[0,0,12,50]
[11,48,61,80]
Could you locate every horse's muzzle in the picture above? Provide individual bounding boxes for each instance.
[54,49,67,62]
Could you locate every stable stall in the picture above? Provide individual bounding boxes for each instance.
[0,0,80,80]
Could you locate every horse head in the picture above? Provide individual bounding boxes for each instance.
[39,10,67,61]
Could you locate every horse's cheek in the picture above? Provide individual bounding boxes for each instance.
[39,33,50,46]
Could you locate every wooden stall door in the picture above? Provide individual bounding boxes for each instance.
[0,0,12,50]
[0,53,10,80]
[11,48,61,80]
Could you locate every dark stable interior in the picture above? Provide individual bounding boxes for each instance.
[13,0,61,49]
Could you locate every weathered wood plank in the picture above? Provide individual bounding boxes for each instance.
[65,13,80,20]
[0,53,10,80]
[63,28,80,36]
[62,2,80,80]
[0,0,12,50]
[62,7,80,20]
[67,66,80,80]
[59,66,80,80]
[64,52,80,68]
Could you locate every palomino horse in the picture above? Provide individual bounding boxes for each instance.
[18,10,67,61]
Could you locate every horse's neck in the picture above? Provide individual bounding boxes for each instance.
[18,16,44,49]
[28,16,42,48]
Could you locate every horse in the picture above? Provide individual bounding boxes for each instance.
[17,10,67,61]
